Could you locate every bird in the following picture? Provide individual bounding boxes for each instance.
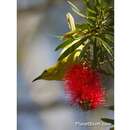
[32,49,81,81]
[33,13,82,81]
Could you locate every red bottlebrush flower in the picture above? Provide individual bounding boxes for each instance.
[64,64,105,110]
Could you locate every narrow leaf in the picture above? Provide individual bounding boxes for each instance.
[68,1,87,18]
[87,7,97,15]
[58,37,86,61]
[55,38,74,51]
[87,16,96,21]
[95,36,113,56]
[101,118,114,125]
[76,24,89,30]
[79,40,90,59]
[104,34,114,43]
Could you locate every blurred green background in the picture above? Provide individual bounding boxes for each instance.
[17,0,114,130]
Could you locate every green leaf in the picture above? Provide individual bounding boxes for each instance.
[87,7,97,15]
[87,16,96,21]
[60,38,83,54]
[97,0,102,5]
[79,46,87,60]
[82,0,89,5]
[79,40,90,59]
[76,24,89,30]
[67,1,79,12]
[95,36,113,56]
[104,34,114,43]
[58,37,86,61]
[101,118,114,125]
[55,38,74,51]
[102,42,113,56]
[86,19,95,27]
[68,1,87,18]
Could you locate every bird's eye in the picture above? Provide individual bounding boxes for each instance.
[44,70,47,73]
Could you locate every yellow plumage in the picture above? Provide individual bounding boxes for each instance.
[33,13,81,81]
[33,50,81,81]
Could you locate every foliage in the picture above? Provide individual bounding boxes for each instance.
[34,0,114,80]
